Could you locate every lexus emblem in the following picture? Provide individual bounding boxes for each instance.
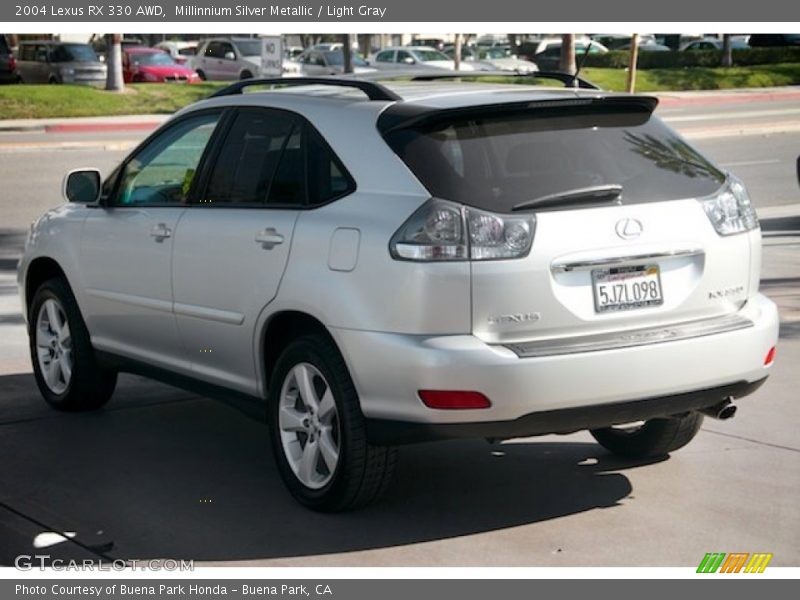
[615,218,643,240]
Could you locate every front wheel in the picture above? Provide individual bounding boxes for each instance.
[268,334,396,511]
[29,278,117,411]
[590,413,704,459]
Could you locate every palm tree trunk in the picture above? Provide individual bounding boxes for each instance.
[560,34,576,74]
[105,34,124,92]
[721,34,733,68]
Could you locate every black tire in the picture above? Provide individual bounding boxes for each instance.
[590,413,704,459]
[29,278,117,411]
[240,70,253,80]
[48,75,59,84]
[268,333,397,511]
[196,70,206,81]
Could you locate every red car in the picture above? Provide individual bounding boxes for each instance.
[122,47,200,83]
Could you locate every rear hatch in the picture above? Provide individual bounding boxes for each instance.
[383,96,756,345]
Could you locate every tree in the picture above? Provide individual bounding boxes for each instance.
[626,33,640,93]
[341,34,353,74]
[721,34,733,68]
[560,34,576,74]
[105,33,124,92]
[453,33,462,71]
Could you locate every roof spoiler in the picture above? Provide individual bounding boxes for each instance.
[209,77,401,101]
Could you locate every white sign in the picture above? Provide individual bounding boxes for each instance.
[260,36,283,77]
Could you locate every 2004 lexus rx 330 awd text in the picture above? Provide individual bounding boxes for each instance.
[17,76,779,511]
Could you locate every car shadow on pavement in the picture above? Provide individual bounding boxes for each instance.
[0,373,661,565]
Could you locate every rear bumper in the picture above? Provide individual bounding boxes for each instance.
[333,293,778,438]
[367,378,767,445]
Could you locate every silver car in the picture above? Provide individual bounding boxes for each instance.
[15,41,106,85]
[18,77,779,511]
[191,37,262,80]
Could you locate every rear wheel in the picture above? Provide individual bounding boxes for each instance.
[268,334,396,511]
[240,70,253,80]
[29,278,117,411]
[590,413,704,459]
[196,69,206,80]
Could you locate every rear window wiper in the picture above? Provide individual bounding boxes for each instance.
[511,184,623,212]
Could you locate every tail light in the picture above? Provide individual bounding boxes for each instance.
[9,55,16,72]
[764,346,776,366]
[418,390,492,409]
[701,178,758,236]
[390,198,535,262]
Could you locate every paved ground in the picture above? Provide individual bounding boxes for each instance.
[0,90,798,567]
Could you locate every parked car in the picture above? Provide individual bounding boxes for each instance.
[153,40,199,65]
[294,48,375,76]
[748,34,800,47]
[533,40,609,71]
[16,41,106,85]
[681,38,749,51]
[370,46,476,71]
[620,41,672,52]
[191,37,263,80]
[443,46,538,73]
[122,47,200,83]
[18,77,778,511]
[90,36,145,61]
[591,34,657,50]
[0,34,17,84]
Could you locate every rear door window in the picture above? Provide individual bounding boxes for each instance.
[383,104,725,213]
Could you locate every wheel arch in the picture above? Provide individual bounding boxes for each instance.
[24,257,69,313]
[260,310,341,393]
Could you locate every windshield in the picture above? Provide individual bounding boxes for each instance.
[52,44,98,63]
[132,52,176,66]
[480,47,511,59]
[323,51,368,67]
[233,39,262,57]
[413,49,450,62]
[384,105,725,213]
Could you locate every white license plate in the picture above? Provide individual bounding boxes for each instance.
[592,264,663,313]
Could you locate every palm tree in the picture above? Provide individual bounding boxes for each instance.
[560,34,576,74]
[721,34,733,68]
[105,34,124,92]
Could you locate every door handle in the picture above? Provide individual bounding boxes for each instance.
[255,228,284,249]
[150,223,172,241]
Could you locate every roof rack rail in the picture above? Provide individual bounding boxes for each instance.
[404,70,600,89]
[209,77,402,101]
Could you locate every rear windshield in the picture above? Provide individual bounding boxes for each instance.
[0,36,10,54]
[384,104,725,212]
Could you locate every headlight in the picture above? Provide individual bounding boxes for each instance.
[390,198,535,262]
[701,178,759,236]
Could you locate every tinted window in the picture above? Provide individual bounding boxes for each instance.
[205,41,226,58]
[20,44,35,61]
[375,50,394,62]
[397,50,413,63]
[384,105,725,213]
[114,113,220,206]
[204,110,297,205]
[306,126,354,205]
[51,44,98,62]
[268,126,305,205]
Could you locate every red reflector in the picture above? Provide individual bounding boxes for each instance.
[764,346,776,366]
[418,390,491,410]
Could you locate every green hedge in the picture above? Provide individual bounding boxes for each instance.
[583,47,800,69]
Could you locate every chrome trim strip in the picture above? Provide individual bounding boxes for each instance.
[503,313,753,358]
[173,302,245,326]
[551,247,704,272]
[85,288,173,314]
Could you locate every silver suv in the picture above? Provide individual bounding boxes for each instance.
[18,76,779,511]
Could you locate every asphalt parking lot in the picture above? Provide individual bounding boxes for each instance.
[0,91,798,566]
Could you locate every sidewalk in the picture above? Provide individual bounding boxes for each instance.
[0,86,798,132]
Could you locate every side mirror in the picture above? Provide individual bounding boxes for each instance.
[402,56,415,65]
[63,169,101,204]
[223,51,235,61]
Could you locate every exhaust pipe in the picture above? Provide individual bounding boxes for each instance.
[700,398,737,420]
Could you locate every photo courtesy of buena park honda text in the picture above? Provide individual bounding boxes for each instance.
[0,0,798,595]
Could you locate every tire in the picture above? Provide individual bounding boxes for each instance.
[29,278,117,412]
[196,70,206,81]
[590,413,704,459]
[240,70,253,80]
[268,333,397,511]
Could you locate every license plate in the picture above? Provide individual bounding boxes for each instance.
[592,264,663,313]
